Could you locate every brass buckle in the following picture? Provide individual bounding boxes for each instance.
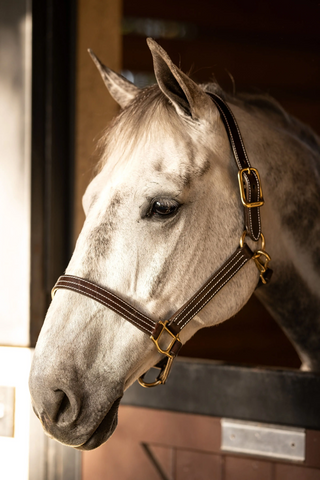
[253,250,271,284]
[238,167,264,208]
[150,320,180,359]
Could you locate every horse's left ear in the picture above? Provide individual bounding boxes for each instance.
[88,49,140,109]
[147,38,214,120]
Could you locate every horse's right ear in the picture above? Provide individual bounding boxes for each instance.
[88,49,140,109]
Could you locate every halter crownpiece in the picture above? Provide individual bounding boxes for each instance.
[52,93,272,388]
[207,93,263,241]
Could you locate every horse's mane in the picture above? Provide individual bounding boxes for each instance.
[205,83,320,156]
[97,82,320,173]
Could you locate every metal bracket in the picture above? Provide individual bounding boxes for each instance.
[221,419,305,461]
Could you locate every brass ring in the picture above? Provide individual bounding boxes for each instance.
[240,231,265,250]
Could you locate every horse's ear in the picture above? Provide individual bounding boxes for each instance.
[147,38,213,119]
[88,49,140,109]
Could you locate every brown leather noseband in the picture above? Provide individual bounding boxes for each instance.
[52,93,272,387]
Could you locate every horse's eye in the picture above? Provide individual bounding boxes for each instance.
[150,199,180,217]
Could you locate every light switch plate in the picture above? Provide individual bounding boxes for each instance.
[0,386,15,437]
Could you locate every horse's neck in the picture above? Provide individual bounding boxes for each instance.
[255,257,320,370]
[244,108,320,370]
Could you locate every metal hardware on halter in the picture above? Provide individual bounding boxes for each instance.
[138,321,182,388]
[150,320,181,358]
[252,250,272,285]
[51,286,58,299]
[138,356,174,388]
[240,231,265,250]
[238,167,264,208]
[240,231,272,285]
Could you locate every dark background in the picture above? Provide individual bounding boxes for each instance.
[123,1,319,133]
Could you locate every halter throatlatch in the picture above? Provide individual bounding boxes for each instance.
[51,93,272,388]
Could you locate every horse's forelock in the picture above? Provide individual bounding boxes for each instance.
[96,85,196,173]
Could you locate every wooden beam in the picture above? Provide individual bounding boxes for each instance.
[74,0,122,240]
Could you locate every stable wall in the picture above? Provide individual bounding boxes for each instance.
[74,0,122,240]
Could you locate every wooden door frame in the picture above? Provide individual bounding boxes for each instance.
[29,2,82,479]
[30,0,76,347]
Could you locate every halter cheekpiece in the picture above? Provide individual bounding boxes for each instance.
[52,93,272,387]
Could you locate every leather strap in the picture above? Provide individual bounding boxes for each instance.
[168,244,253,333]
[52,245,254,353]
[52,275,157,336]
[206,93,262,241]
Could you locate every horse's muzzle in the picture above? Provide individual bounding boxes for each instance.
[29,363,123,449]
[76,396,122,450]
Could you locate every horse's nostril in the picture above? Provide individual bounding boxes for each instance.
[54,390,71,424]
[35,388,78,427]
[52,389,80,427]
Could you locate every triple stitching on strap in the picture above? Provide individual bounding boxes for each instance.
[173,249,249,329]
[53,276,156,335]
[64,275,154,325]
[52,246,254,338]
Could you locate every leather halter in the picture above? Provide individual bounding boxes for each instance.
[52,93,272,387]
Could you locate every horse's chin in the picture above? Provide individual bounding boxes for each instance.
[76,396,122,450]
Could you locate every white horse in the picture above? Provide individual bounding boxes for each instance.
[29,39,320,450]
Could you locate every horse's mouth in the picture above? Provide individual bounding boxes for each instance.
[76,396,122,450]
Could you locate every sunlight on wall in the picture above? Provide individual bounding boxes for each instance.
[0,1,32,477]
[0,2,32,346]
[0,347,32,480]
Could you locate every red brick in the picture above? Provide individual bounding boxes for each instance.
[176,450,222,480]
[275,463,320,480]
[224,455,273,480]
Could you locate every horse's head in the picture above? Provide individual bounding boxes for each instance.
[29,40,259,449]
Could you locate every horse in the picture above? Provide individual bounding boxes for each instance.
[29,38,320,450]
